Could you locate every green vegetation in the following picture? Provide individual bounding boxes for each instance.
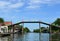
[33,29,40,33]
[13,25,30,33]
[33,27,49,33]
[51,18,60,33]
[8,24,30,33]
[0,18,4,26]
[52,18,60,26]
[0,18,4,23]
[23,27,30,33]
[33,18,60,33]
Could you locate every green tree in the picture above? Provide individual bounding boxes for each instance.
[0,18,4,26]
[51,18,60,33]
[24,27,30,33]
[52,18,60,26]
[33,27,49,33]
[33,29,40,33]
[14,25,30,33]
[0,18,4,23]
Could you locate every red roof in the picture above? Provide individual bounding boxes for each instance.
[4,22,12,25]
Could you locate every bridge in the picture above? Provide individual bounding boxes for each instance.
[8,21,60,34]
[8,21,60,28]
[8,21,60,41]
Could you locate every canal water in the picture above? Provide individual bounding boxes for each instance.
[0,33,49,41]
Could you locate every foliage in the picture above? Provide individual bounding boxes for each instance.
[23,27,30,32]
[51,18,60,33]
[0,18,4,23]
[14,25,30,33]
[33,29,40,33]
[33,27,49,33]
[52,18,60,26]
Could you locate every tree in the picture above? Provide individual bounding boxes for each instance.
[52,18,60,26]
[23,27,30,32]
[0,18,4,23]
[33,27,49,33]
[14,25,30,33]
[33,29,39,33]
[0,18,4,26]
[51,18,60,33]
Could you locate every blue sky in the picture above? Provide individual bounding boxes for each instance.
[0,0,60,31]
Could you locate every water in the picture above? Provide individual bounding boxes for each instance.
[50,33,60,41]
[0,33,49,41]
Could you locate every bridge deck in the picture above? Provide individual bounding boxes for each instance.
[8,21,60,28]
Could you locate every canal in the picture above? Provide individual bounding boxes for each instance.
[0,33,49,41]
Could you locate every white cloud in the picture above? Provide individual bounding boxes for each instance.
[26,0,41,9]
[0,1,10,8]
[0,1,9,6]
[26,5,40,9]
[29,0,60,4]
[0,1,24,13]
[40,0,60,4]
[9,2,24,8]
[0,0,60,11]
[26,0,60,9]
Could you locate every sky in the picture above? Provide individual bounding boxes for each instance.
[0,0,60,31]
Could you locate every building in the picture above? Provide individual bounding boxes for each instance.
[0,21,12,33]
[0,26,8,33]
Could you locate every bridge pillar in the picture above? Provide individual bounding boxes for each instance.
[49,25,52,41]
[49,25,51,34]
[39,23,41,41]
[22,23,24,34]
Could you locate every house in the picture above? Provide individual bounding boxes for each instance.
[0,22,12,33]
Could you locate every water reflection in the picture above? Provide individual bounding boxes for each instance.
[50,33,60,41]
[0,33,49,41]
[24,33,39,41]
[0,36,13,41]
[41,33,49,41]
